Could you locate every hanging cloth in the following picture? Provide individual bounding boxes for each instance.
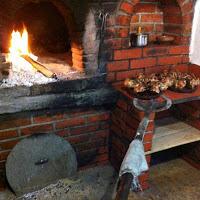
[190,0,200,66]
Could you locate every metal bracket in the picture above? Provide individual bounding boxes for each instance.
[133,95,172,142]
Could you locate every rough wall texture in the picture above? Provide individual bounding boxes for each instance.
[0,107,110,173]
[104,0,195,85]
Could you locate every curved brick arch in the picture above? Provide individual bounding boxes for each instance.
[118,0,193,18]
[1,0,84,71]
[114,0,194,44]
[106,0,193,84]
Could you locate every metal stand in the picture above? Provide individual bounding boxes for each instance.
[115,95,172,200]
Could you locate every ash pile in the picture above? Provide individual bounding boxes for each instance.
[0,54,56,88]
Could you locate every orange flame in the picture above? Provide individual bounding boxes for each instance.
[9,28,30,56]
[8,27,37,63]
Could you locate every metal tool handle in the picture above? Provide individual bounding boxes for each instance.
[35,158,49,165]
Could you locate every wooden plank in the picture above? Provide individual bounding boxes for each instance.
[146,118,200,155]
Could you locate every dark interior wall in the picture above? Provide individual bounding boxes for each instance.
[14,2,70,54]
[0,0,119,52]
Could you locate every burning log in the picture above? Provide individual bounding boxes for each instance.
[21,55,57,79]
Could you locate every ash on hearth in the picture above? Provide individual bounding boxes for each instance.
[0,27,57,88]
[0,58,56,88]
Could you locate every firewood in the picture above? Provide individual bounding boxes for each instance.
[21,55,57,79]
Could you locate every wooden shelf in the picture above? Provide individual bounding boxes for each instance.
[146,117,200,155]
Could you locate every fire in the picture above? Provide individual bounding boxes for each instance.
[9,28,30,56]
[7,27,37,72]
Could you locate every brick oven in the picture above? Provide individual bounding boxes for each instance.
[0,0,199,195]
[0,0,102,73]
[0,0,119,176]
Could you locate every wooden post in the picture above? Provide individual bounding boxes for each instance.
[115,173,133,200]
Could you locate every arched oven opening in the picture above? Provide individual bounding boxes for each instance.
[0,0,88,86]
[14,2,71,56]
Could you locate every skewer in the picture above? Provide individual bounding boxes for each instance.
[21,55,57,79]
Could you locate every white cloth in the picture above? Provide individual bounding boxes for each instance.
[190,0,200,66]
[119,140,149,190]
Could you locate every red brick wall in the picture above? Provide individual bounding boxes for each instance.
[0,108,110,172]
[107,45,189,84]
[105,0,194,85]
[109,59,200,190]
[130,1,164,42]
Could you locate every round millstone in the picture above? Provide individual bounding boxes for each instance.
[6,133,77,196]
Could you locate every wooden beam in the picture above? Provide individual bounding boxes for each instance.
[115,173,133,200]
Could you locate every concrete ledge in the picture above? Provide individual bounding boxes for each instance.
[0,74,118,114]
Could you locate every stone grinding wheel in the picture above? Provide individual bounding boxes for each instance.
[6,133,77,196]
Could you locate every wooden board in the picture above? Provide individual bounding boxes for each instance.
[146,118,200,155]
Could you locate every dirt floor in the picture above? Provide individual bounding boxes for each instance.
[0,159,199,200]
[0,165,117,200]
[129,159,200,200]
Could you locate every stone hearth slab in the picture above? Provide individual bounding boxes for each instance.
[0,74,118,114]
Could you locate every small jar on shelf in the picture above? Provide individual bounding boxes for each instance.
[130,26,149,47]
